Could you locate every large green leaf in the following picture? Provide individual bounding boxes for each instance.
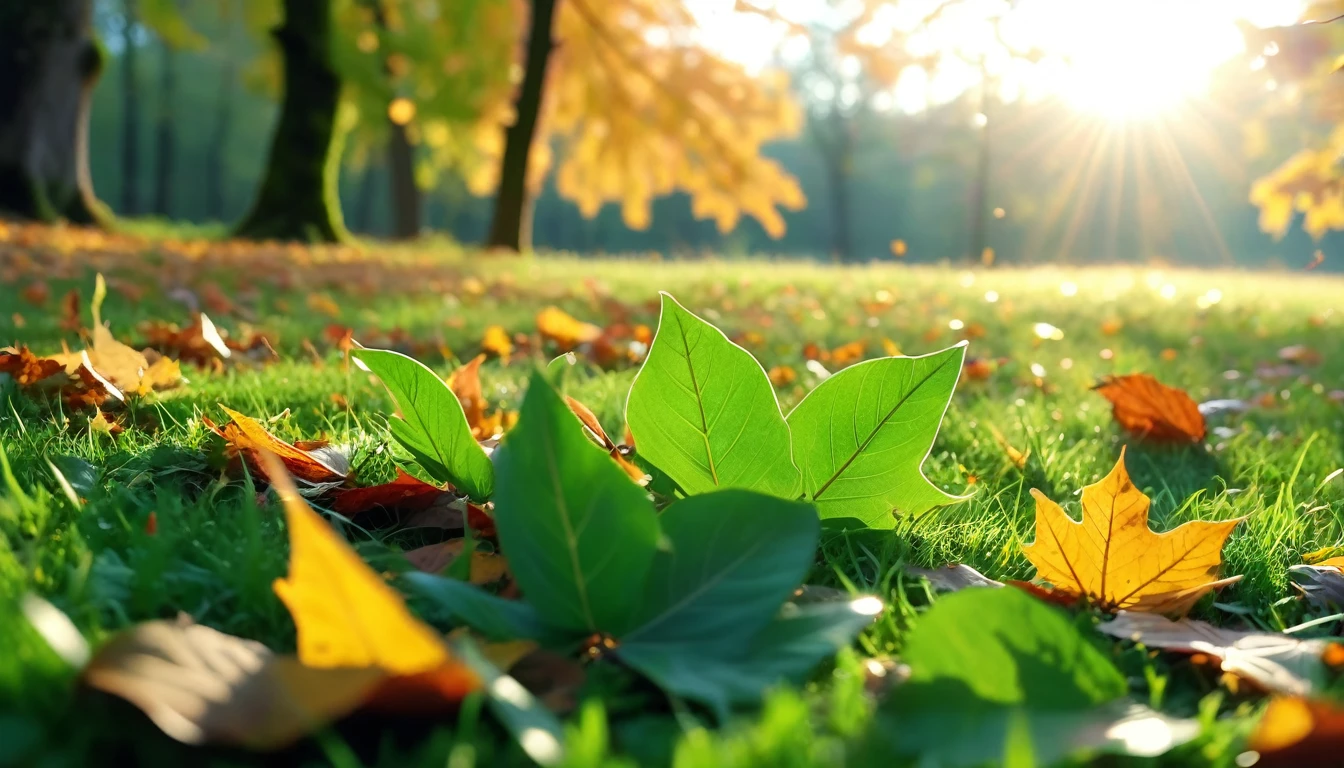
[402,571,549,642]
[877,588,1190,766]
[493,373,661,637]
[622,490,819,653]
[626,293,800,499]
[352,348,494,500]
[619,599,878,719]
[786,344,966,527]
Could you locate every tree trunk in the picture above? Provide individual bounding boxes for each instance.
[354,163,378,233]
[235,0,346,242]
[120,0,140,215]
[484,0,557,252]
[152,39,176,217]
[366,0,422,239]
[0,0,110,224]
[387,123,420,239]
[203,56,235,221]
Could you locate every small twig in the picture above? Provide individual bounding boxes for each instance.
[1303,12,1344,25]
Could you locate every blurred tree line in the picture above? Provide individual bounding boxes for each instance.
[1,0,1340,266]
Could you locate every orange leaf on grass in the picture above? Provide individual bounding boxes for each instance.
[1094,373,1206,442]
[829,340,866,368]
[205,407,348,486]
[264,452,480,704]
[1022,447,1243,616]
[536,306,602,351]
[564,395,647,483]
[140,313,232,366]
[480,325,513,361]
[0,346,65,386]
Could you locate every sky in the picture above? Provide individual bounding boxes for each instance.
[692,0,1307,118]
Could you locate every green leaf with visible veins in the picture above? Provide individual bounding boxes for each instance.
[626,293,800,499]
[787,343,967,527]
[620,597,878,720]
[493,373,661,637]
[351,348,494,500]
[622,490,819,654]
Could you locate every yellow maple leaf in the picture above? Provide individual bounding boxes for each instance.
[266,452,469,679]
[1022,447,1244,616]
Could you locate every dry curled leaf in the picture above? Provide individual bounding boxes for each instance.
[205,407,349,487]
[81,618,383,750]
[906,564,1004,592]
[1290,561,1344,609]
[1094,373,1206,442]
[1099,611,1336,695]
[1023,447,1243,616]
[564,395,647,484]
[447,354,516,440]
[139,313,232,366]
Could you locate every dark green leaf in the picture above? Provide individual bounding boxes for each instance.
[626,293,800,499]
[787,344,967,527]
[620,598,878,719]
[352,348,494,500]
[402,571,550,642]
[623,490,819,654]
[493,373,660,637]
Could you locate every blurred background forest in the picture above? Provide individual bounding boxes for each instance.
[8,0,1344,267]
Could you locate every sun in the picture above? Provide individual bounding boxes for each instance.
[1015,0,1304,121]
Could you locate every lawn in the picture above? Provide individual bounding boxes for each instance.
[3,225,1344,766]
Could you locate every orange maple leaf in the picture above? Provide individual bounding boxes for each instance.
[1023,447,1243,616]
[205,407,348,486]
[1094,373,1206,442]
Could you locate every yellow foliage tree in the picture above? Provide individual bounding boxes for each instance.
[477,0,807,251]
[1246,4,1344,239]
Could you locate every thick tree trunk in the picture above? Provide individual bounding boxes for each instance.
[120,0,140,215]
[366,0,422,239]
[484,0,557,252]
[354,163,378,233]
[152,40,176,217]
[387,123,420,239]
[203,57,234,221]
[235,0,346,242]
[0,0,109,224]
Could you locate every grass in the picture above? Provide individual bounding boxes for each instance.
[2,233,1343,766]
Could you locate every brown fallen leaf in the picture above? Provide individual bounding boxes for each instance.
[1022,447,1244,616]
[139,313,232,366]
[829,340,866,368]
[564,395,647,484]
[1094,373,1206,442]
[767,365,797,388]
[81,618,384,750]
[403,539,509,584]
[986,423,1030,469]
[205,407,349,487]
[446,354,515,440]
[1279,345,1322,366]
[1098,611,1336,695]
[536,307,602,351]
[1249,696,1344,768]
[0,346,65,386]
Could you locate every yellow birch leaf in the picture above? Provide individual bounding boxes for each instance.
[1022,447,1244,616]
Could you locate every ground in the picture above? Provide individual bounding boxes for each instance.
[2,224,1343,766]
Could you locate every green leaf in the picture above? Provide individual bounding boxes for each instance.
[623,490,819,654]
[493,373,661,637]
[402,571,549,642]
[786,343,967,527]
[626,293,800,499]
[879,588,1169,766]
[620,598,878,719]
[351,348,494,500]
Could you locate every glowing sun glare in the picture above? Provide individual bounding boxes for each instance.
[1015,0,1298,120]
